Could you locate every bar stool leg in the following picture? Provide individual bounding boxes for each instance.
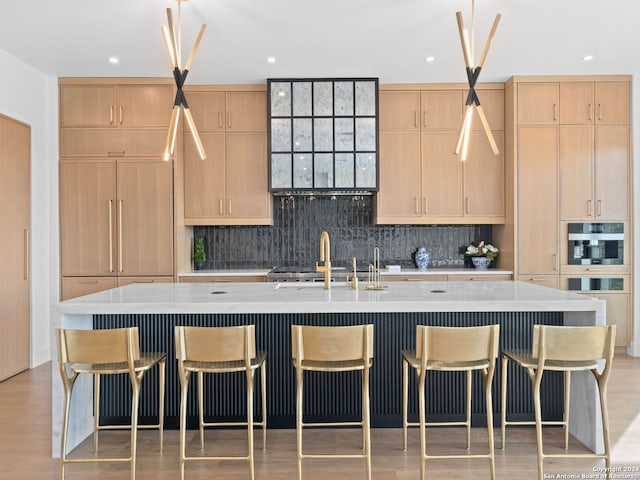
[93,373,101,452]
[363,367,372,480]
[466,370,472,449]
[418,370,427,480]
[130,377,141,480]
[261,362,267,451]
[533,376,545,480]
[60,375,77,480]
[402,358,409,451]
[198,371,205,450]
[179,371,191,480]
[158,359,166,452]
[483,368,496,480]
[246,368,255,480]
[296,366,304,480]
[596,373,612,471]
[564,370,571,450]
[500,355,508,449]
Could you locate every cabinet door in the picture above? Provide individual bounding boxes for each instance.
[117,160,173,276]
[226,92,267,132]
[376,131,421,220]
[187,91,226,132]
[60,84,115,128]
[420,91,463,130]
[517,275,559,289]
[559,125,594,220]
[225,133,271,222]
[184,133,226,221]
[117,85,173,127]
[518,127,558,274]
[517,83,558,124]
[471,89,504,131]
[464,131,505,218]
[61,277,118,300]
[378,91,420,131]
[595,82,629,124]
[422,131,462,217]
[594,125,629,220]
[0,115,30,380]
[60,161,117,276]
[559,83,594,124]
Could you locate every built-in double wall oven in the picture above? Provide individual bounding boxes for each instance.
[560,222,629,347]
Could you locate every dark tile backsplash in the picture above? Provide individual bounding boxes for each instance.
[194,196,491,270]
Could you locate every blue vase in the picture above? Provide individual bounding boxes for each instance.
[471,257,491,270]
[415,247,430,270]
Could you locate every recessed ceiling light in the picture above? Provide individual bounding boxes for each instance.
[425,56,435,63]
[583,55,594,62]
[108,57,119,64]
[267,56,276,64]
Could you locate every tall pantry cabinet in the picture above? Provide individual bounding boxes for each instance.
[0,114,30,381]
[501,75,632,348]
[59,79,175,300]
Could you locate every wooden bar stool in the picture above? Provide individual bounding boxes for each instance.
[291,324,374,480]
[174,325,267,480]
[402,324,500,480]
[500,324,615,480]
[55,327,166,480]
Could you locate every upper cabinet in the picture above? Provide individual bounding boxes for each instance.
[59,79,174,157]
[268,78,379,193]
[376,85,505,224]
[182,87,271,225]
[517,83,559,124]
[559,82,629,125]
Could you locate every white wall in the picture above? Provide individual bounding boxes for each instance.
[1,44,639,364]
[0,48,58,367]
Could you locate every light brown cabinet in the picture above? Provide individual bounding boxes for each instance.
[559,125,629,220]
[59,80,174,157]
[517,126,558,275]
[183,89,271,225]
[376,86,504,224]
[517,275,560,289]
[559,82,629,125]
[60,158,174,297]
[0,114,30,381]
[517,83,559,124]
[179,275,267,283]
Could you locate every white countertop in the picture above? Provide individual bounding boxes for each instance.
[56,280,601,315]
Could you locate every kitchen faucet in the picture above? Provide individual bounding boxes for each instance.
[315,231,332,290]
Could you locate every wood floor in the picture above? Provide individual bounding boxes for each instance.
[1,354,639,480]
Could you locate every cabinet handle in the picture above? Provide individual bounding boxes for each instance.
[597,199,602,216]
[587,199,592,217]
[414,197,419,214]
[78,280,99,285]
[423,111,428,128]
[553,103,558,121]
[598,104,603,121]
[109,106,114,124]
[219,199,224,215]
[23,228,29,280]
[423,197,428,214]
[414,111,418,128]
[119,106,123,125]
[552,253,557,271]
[227,112,231,129]
[228,198,232,215]
[588,103,593,121]
[119,199,123,273]
[218,112,223,129]
[107,150,126,157]
[108,200,114,272]
[465,197,470,214]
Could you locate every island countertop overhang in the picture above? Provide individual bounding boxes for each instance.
[55,280,605,316]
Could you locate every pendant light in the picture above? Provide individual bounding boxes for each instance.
[454,0,501,161]
[161,0,207,161]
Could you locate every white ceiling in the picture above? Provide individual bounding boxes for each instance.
[0,0,637,85]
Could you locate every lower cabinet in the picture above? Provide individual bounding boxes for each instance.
[517,275,560,289]
[62,276,174,300]
[179,275,267,283]
[384,274,511,282]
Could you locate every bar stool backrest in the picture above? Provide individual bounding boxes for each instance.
[175,325,256,363]
[56,327,139,365]
[291,324,374,363]
[415,324,500,363]
[531,325,616,362]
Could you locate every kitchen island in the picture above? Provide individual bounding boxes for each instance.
[53,280,606,456]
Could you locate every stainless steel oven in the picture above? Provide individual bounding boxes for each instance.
[567,223,624,266]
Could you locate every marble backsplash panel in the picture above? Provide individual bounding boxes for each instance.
[194,196,491,270]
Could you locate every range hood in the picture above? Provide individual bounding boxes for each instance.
[267,78,379,195]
